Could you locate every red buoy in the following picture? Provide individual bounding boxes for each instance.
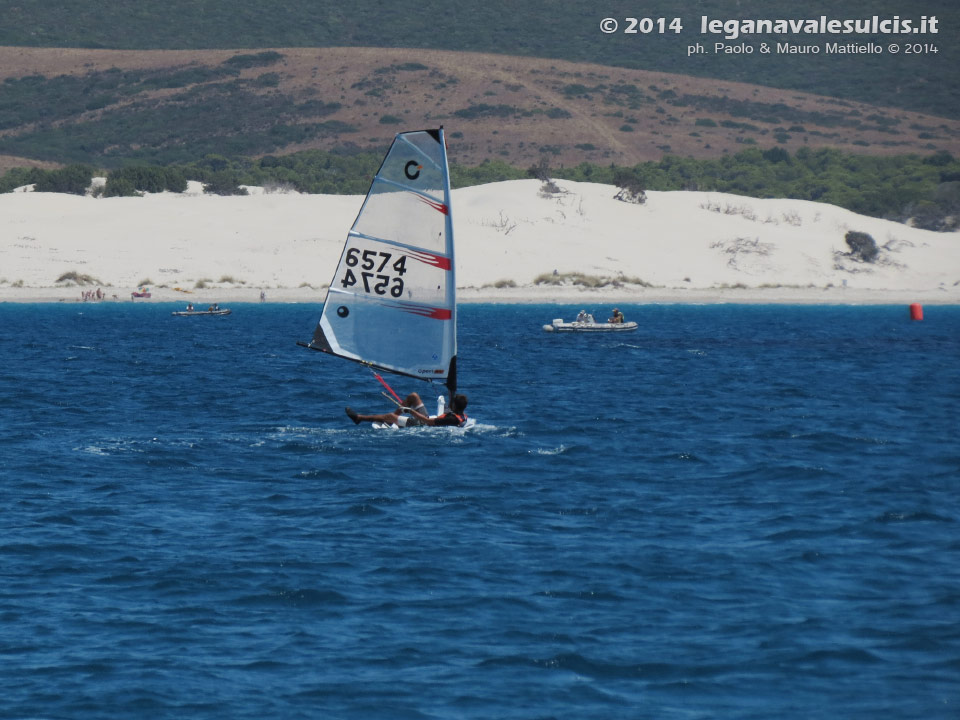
[910,303,923,321]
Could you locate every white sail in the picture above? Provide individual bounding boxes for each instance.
[302,128,458,392]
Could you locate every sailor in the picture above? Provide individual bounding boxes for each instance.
[576,309,589,322]
[346,392,468,428]
[609,308,625,323]
[410,393,468,427]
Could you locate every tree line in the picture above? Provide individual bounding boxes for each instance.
[2,146,958,231]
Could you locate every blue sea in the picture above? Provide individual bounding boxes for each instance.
[1,302,958,719]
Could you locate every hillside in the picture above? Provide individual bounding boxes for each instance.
[1,47,958,173]
[0,0,956,121]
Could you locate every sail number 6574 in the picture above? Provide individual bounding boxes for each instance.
[342,248,407,297]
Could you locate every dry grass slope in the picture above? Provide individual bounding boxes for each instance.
[1,46,958,169]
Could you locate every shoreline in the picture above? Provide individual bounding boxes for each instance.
[1,284,956,306]
[3,180,959,308]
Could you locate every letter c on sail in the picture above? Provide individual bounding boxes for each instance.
[404,161,422,180]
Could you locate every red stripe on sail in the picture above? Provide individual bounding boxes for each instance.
[401,306,452,320]
[416,195,449,215]
[408,249,451,271]
[382,301,451,320]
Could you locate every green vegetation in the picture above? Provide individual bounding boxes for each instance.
[3,147,959,230]
[484,279,517,289]
[612,170,647,204]
[223,51,285,69]
[0,0,955,120]
[4,164,96,195]
[103,167,188,196]
[550,147,960,229]
[845,231,879,263]
[534,272,653,288]
[453,104,524,120]
[56,271,103,286]
[0,54,350,167]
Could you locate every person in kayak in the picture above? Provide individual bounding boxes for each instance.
[345,392,468,427]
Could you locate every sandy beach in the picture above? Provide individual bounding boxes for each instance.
[1,179,958,306]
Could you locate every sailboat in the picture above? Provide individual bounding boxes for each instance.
[299,127,472,428]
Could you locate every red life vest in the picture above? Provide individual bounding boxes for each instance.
[437,411,467,427]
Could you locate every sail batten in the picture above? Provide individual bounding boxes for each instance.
[347,230,451,259]
[305,128,457,392]
[373,176,443,201]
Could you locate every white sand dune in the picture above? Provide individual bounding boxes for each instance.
[1,179,958,306]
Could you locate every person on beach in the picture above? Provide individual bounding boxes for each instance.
[609,308,625,323]
[346,392,468,428]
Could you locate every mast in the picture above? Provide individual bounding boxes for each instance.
[439,126,457,397]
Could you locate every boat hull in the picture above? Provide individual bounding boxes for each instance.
[544,320,637,332]
[171,309,232,317]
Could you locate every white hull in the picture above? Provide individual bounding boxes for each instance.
[373,395,475,430]
[373,417,477,430]
[543,319,637,332]
[172,309,231,316]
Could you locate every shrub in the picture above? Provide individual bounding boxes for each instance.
[108,166,186,194]
[203,171,247,196]
[103,176,139,197]
[562,83,591,97]
[33,164,94,195]
[223,51,284,69]
[533,272,650,288]
[845,230,879,263]
[762,147,791,163]
[613,169,646,204]
[526,158,551,182]
[56,271,102,285]
[453,104,520,119]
